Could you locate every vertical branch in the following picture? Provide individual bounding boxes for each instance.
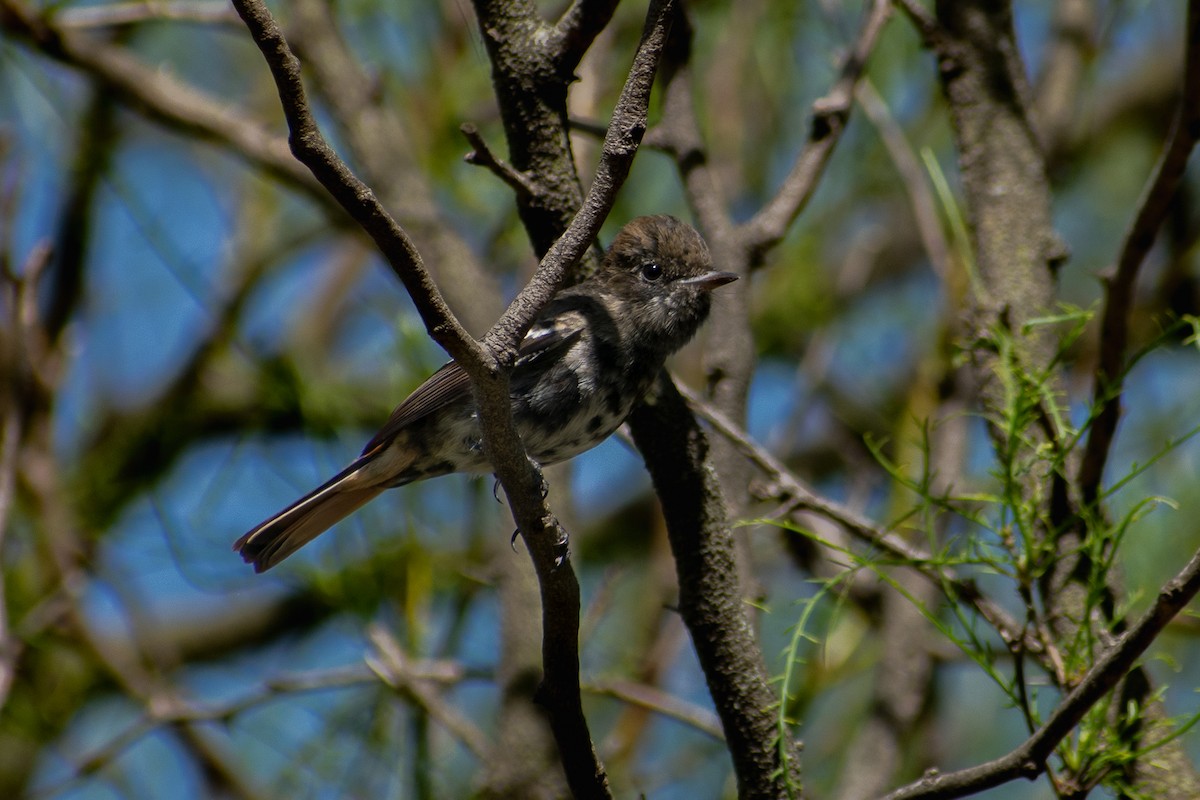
[482,7,677,797]
[628,377,803,798]
[639,2,894,793]
[468,0,590,262]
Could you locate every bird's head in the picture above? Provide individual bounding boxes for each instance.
[600,215,737,355]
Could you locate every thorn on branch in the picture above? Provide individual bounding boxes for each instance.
[460,123,542,198]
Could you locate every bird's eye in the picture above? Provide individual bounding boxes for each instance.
[640,262,662,281]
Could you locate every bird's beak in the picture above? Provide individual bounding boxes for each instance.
[683,270,739,291]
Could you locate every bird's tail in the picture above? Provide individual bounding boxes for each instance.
[234,462,385,572]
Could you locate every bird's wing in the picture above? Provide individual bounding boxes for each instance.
[360,310,586,456]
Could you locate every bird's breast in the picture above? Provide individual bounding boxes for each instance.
[513,335,651,465]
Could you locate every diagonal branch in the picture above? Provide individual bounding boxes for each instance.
[882,542,1200,800]
[0,0,327,206]
[739,0,893,261]
[552,0,622,73]
[227,0,478,366]
[1077,0,1200,506]
[675,382,1037,663]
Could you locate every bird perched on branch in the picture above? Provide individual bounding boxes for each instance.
[235,215,736,571]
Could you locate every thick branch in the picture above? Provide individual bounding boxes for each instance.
[633,3,897,793]
[629,376,803,798]
[469,0,580,260]
[475,6,676,798]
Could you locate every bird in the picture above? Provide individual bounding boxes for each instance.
[234,215,737,571]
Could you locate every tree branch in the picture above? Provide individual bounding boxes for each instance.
[470,0,591,262]
[1077,0,1200,506]
[551,0,622,74]
[229,0,674,796]
[882,542,1200,800]
[739,0,893,261]
[462,122,543,198]
[475,8,676,797]
[0,0,328,206]
[584,679,725,741]
[228,0,479,365]
[629,376,803,798]
[54,0,239,29]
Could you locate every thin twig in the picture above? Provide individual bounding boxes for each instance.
[584,679,725,741]
[675,383,1036,658]
[461,122,543,197]
[54,0,239,29]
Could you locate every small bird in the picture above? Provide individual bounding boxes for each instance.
[235,215,736,571]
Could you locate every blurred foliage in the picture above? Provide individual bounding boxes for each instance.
[1,0,1199,798]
